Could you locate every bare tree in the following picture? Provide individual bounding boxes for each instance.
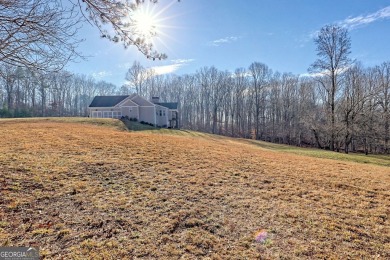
[232,68,249,137]
[125,61,147,95]
[0,64,16,110]
[279,73,299,144]
[309,24,352,151]
[375,62,390,153]
[249,62,271,140]
[340,64,369,153]
[0,0,82,71]
[297,77,317,147]
[196,67,213,132]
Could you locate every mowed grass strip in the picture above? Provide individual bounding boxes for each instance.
[0,119,389,259]
[238,139,390,167]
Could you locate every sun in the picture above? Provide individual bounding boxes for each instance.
[125,0,178,57]
[133,6,159,39]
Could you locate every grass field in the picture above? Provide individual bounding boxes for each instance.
[0,118,389,259]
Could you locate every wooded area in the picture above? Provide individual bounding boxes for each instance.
[124,60,390,154]
[1,60,389,154]
[0,1,389,154]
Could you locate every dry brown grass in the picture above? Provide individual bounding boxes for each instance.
[0,119,389,259]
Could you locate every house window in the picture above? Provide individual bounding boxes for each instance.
[103,111,112,118]
[112,111,122,118]
[163,110,166,116]
[160,110,162,116]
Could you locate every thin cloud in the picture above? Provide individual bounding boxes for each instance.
[307,6,390,42]
[300,72,323,78]
[118,59,194,74]
[150,64,183,75]
[301,66,351,78]
[149,58,194,75]
[170,58,195,64]
[92,70,112,79]
[210,36,240,47]
[340,6,390,29]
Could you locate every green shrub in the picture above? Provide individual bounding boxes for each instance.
[0,108,12,118]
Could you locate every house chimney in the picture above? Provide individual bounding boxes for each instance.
[151,97,160,103]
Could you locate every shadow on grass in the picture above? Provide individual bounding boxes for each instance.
[239,139,390,167]
[121,120,231,141]
[121,119,159,131]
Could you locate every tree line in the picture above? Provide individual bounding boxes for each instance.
[123,60,390,155]
[0,65,117,117]
[1,58,388,154]
[121,25,389,154]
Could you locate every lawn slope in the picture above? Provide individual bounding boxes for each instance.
[0,118,389,259]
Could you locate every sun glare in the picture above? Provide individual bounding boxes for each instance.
[133,6,159,39]
[127,0,179,55]
[134,10,157,37]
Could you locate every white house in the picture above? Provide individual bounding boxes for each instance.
[88,94,179,128]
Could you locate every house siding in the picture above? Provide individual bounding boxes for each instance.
[120,106,138,119]
[155,105,169,127]
[139,106,155,124]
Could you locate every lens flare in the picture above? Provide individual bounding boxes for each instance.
[133,8,158,38]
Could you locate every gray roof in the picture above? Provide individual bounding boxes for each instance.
[89,96,129,107]
[157,102,178,110]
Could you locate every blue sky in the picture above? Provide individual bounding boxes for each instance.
[65,0,390,87]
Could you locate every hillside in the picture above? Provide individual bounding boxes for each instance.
[0,118,389,259]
